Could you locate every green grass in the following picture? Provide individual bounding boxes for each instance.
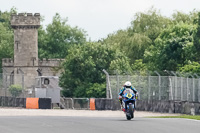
[149,115,200,120]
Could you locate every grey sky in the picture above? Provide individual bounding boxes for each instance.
[1,0,200,41]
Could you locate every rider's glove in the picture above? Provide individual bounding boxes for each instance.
[136,93,138,99]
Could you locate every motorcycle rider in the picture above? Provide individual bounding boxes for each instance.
[118,81,138,111]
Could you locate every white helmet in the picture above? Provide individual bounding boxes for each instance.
[125,81,131,87]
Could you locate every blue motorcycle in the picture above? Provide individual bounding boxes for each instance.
[122,89,136,120]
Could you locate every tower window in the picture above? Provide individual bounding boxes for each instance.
[15,41,19,50]
[31,57,36,66]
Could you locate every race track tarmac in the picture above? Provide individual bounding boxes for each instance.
[0,116,199,133]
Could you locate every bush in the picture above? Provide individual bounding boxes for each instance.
[9,84,23,97]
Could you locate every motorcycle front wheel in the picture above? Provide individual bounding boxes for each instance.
[126,104,134,120]
[129,104,134,118]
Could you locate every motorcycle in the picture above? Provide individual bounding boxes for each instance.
[122,88,136,120]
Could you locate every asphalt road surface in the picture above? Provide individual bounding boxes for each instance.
[0,116,199,133]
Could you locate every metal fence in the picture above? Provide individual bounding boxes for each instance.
[107,74,200,102]
[0,73,25,97]
[0,72,61,98]
[61,98,90,109]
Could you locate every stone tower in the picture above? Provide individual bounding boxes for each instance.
[11,13,40,91]
[11,13,40,67]
[2,13,63,97]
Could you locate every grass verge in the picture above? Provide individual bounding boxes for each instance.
[149,115,200,120]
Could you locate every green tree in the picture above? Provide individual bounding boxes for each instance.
[104,31,151,64]
[193,12,200,60]
[104,8,169,66]
[172,10,198,24]
[9,84,23,97]
[0,9,16,72]
[0,8,17,29]
[131,59,147,71]
[144,23,197,71]
[39,13,87,59]
[130,7,171,41]
[38,26,48,59]
[59,42,131,97]
[179,61,200,75]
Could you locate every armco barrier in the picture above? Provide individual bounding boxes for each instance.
[0,96,51,109]
[0,96,26,107]
[92,98,200,115]
[39,98,52,109]
[26,98,39,109]
[90,98,95,110]
[136,100,200,115]
[26,98,52,109]
[95,98,120,110]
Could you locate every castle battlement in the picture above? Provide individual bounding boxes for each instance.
[39,59,64,67]
[11,13,40,29]
[2,58,14,67]
[2,58,65,67]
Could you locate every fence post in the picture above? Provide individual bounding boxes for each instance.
[102,69,112,99]
[181,77,183,101]
[193,77,195,102]
[199,78,200,102]
[148,73,151,101]
[187,74,194,102]
[194,74,199,102]
[116,74,119,97]
[5,74,8,97]
[71,98,74,109]
[138,75,141,100]
[186,77,189,101]
[169,77,173,100]
[154,71,161,100]
[22,74,24,98]
[171,71,177,100]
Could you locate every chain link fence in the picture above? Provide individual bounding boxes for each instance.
[0,73,25,97]
[61,98,90,109]
[107,73,200,103]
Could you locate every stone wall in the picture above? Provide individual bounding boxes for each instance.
[39,59,64,67]
[2,58,14,67]
[11,13,40,28]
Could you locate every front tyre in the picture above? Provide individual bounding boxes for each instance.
[126,114,131,120]
[129,104,134,118]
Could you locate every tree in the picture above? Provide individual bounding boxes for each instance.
[129,7,171,42]
[104,31,152,64]
[9,84,23,97]
[131,59,147,71]
[0,9,16,72]
[0,8,17,29]
[179,61,200,75]
[193,12,200,60]
[144,23,197,71]
[103,8,170,66]
[39,13,87,59]
[172,10,198,25]
[59,42,132,97]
